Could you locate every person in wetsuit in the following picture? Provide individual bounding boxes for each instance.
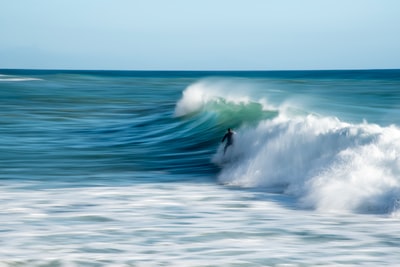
[221,128,234,155]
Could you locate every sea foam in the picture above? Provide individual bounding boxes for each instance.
[214,114,400,214]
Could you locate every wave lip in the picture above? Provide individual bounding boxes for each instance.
[214,114,400,215]
[174,79,272,117]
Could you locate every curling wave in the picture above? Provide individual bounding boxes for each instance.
[174,79,278,128]
[174,79,400,215]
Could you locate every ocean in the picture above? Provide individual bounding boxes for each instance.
[1,69,400,266]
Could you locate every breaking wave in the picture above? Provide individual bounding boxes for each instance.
[175,79,400,215]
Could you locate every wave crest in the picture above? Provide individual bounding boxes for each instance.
[174,79,272,117]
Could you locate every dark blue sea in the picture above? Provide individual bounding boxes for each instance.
[1,69,400,266]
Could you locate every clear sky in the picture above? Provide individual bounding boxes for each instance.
[1,0,399,70]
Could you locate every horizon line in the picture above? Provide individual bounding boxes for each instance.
[1,68,400,72]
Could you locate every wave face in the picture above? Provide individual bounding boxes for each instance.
[174,77,400,215]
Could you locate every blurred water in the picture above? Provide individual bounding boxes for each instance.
[1,181,400,266]
[1,70,400,266]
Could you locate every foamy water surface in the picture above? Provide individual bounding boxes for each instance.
[1,181,400,266]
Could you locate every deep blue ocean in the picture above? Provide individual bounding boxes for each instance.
[1,69,400,266]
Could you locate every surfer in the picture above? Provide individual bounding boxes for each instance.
[221,128,234,155]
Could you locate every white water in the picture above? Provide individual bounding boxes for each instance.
[214,114,400,215]
[1,181,400,266]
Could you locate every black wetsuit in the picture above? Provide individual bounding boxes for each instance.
[222,131,234,154]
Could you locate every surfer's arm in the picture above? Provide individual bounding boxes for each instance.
[221,134,227,143]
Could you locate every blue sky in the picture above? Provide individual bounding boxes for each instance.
[1,0,399,70]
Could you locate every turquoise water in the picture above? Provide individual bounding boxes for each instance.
[1,70,400,266]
